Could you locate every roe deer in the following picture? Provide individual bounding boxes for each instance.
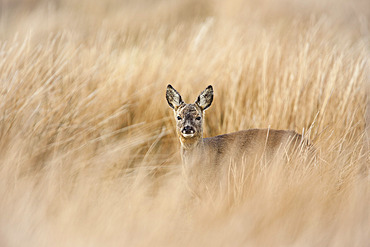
[166,84,312,193]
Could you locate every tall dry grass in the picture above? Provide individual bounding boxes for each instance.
[0,0,369,246]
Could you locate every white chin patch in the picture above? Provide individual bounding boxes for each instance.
[182,133,195,138]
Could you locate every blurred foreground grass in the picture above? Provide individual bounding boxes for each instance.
[0,0,369,246]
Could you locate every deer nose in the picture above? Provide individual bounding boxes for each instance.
[182,126,195,134]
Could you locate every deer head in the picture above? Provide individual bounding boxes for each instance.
[166,84,213,149]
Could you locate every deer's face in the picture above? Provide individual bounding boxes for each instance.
[166,84,213,146]
[175,104,203,139]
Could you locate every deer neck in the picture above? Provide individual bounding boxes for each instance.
[180,138,204,166]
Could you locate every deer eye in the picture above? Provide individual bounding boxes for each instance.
[177,116,182,120]
[196,116,201,120]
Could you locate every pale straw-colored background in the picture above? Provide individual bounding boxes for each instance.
[0,0,369,246]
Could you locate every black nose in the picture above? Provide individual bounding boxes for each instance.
[182,126,195,134]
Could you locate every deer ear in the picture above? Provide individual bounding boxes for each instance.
[195,85,213,111]
[166,84,183,110]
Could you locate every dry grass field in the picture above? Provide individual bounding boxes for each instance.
[0,0,369,246]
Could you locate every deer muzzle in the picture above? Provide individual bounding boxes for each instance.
[181,126,195,138]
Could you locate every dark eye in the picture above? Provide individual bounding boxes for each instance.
[177,116,182,120]
[196,116,201,120]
